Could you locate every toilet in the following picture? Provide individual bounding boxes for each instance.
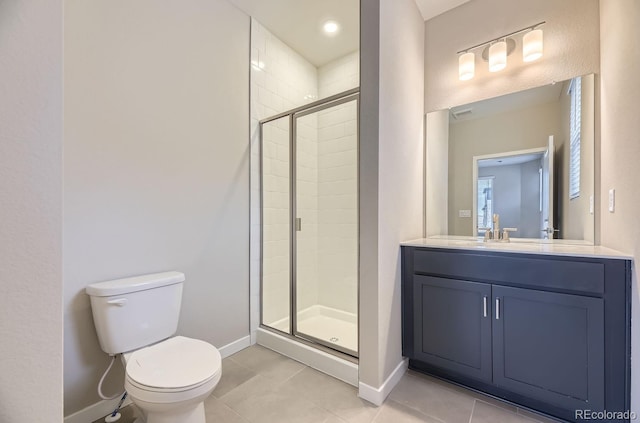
[86,271,221,423]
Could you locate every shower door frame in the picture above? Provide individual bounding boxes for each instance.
[259,88,360,359]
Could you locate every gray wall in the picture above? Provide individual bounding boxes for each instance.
[0,0,63,421]
[599,0,640,413]
[359,0,425,395]
[63,0,250,415]
[448,102,561,236]
[479,160,542,238]
[424,0,600,112]
[557,75,596,241]
[480,165,522,234]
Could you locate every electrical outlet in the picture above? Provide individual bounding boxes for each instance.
[608,189,615,213]
[589,195,594,215]
[459,209,471,218]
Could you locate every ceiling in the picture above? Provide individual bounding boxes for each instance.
[450,82,565,124]
[228,0,472,66]
[478,153,544,168]
[228,0,359,67]
[414,0,472,21]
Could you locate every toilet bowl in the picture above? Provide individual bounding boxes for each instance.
[123,336,221,423]
[86,272,222,423]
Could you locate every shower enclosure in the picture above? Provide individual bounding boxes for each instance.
[261,89,359,357]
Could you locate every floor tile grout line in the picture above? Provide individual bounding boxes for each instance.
[277,362,309,386]
[230,405,252,423]
[216,372,263,402]
[383,398,448,423]
[468,399,477,423]
[367,402,384,423]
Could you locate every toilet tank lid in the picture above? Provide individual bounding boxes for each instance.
[86,271,185,297]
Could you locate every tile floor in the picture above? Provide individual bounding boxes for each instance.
[94,345,558,423]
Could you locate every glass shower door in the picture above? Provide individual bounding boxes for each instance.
[293,95,359,356]
[261,115,291,333]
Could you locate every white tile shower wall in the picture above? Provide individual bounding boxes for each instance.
[317,101,359,314]
[318,51,360,99]
[250,19,319,329]
[295,112,320,314]
[261,117,292,325]
[250,17,360,335]
[316,51,359,315]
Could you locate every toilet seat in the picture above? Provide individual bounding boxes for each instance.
[125,336,221,395]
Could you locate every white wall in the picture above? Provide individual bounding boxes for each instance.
[599,0,640,413]
[425,110,449,237]
[0,0,63,421]
[359,0,424,395]
[64,0,250,415]
[377,0,424,388]
[424,0,600,112]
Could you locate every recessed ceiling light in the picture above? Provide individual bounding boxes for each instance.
[323,20,339,35]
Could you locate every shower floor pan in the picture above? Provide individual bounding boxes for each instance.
[267,305,357,354]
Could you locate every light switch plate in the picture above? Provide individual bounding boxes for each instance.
[608,189,615,212]
[459,209,471,218]
[589,195,594,215]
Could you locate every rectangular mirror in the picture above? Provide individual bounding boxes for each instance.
[425,74,595,243]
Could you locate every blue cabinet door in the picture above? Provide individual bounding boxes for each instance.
[492,285,605,411]
[413,275,492,383]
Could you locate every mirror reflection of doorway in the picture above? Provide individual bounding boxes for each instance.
[473,138,554,239]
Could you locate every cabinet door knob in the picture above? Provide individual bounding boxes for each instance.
[495,298,500,320]
[483,296,488,317]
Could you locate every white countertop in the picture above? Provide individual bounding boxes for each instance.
[400,236,632,260]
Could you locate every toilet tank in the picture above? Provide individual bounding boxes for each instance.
[86,271,185,355]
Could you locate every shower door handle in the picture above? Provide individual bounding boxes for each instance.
[295,218,302,232]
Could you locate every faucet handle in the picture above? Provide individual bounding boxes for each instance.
[502,228,517,242]
[479,228,493,242]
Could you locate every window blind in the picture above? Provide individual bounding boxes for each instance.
[569,77,581,199]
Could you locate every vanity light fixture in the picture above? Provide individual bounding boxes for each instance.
[458,52,475,80]
[457,21,545,80]
[488,40,507,72]
[523,28,544,62]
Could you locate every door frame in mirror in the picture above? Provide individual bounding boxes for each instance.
[472,146,548,239]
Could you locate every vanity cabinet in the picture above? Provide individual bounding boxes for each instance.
[492,285,604,411]
[402,246,631,423]
[413,276,492,382]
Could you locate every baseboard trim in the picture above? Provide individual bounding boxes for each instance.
[64,395,132,423]
[65,335,250,423]
[218,335,251,358]
[358,358,408,406]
